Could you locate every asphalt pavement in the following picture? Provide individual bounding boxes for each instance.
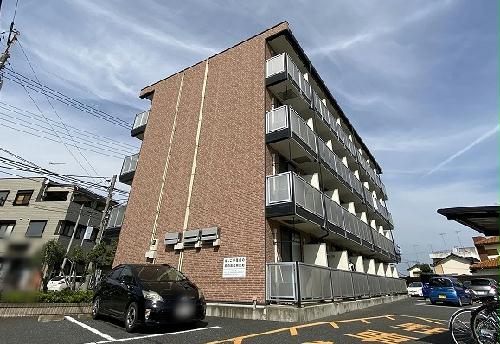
[0,297,470,344]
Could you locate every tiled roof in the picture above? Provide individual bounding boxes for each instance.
[474,236,499,245]
[470,257,499,271]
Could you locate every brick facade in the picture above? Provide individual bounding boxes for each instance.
[114,22,289,303]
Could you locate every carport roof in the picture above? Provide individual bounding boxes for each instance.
[437,206,499,236]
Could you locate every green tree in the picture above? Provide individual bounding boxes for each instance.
[33,240,65,292]
[417,263,432,273]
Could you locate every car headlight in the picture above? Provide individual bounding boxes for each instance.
[197,289,205,300]
[142,290,163,302]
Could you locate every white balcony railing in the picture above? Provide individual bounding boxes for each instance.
[266,172,324,218]
[120,153,139,176]
[132,110,149,130]
[266,105,317,154]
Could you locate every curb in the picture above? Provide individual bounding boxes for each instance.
[0,303,92,317]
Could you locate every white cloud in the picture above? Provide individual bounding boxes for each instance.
[424,123,499,176]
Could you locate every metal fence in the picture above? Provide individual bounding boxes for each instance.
[132,110,149,130]
[266,262,407,305]
[120,153,139,175]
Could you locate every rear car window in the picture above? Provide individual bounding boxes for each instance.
[471,279,491,286]
[134,265,186,282]
[430,278,452,287]
[50,276,64,281]
[409,282,422,287]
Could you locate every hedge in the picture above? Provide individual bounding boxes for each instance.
[0,290,94,304]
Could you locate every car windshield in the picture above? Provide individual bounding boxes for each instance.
[409,282,422,287]
[471,279,491,286]
[134,265,186,282]
[50,276,64,281]
[430,278,453,287]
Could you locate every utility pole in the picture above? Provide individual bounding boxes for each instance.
[0,22,19,71]
[96,174,116,245]
[60,204,84,273]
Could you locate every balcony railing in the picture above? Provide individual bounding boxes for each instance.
[266,105,317,154]
[317,138,363,197]
[266,172,324,219]
[132,110,149,130]
[266,262,407,305]
[120,153,139,177]
[266,53,312,102]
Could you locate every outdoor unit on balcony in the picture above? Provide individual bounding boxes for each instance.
[182,229,201,248]
[164,232,181,248]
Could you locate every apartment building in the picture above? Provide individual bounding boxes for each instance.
[0,177,106,288]
[114,22,404,304]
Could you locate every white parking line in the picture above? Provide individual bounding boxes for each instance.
[83,326,221,344]
[65,316,116,341]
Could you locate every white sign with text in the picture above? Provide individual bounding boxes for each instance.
[222,257,246,278]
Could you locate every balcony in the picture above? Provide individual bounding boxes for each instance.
[266,172,324,234]
[131,110,149,139]
[363,187,394,228]
[119,153,139,185]
[317,138,363,201]
[266,53,312,114]
[266,262,407,305]
[266,105,318,164]
[357,151,388,200]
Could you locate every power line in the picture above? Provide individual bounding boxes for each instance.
[0,100,139,150]
[5,61,132,129]
[11,46,101,178]
[0,110,134,156]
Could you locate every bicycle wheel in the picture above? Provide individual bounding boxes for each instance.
[450,308,476,344]
[471,305,499,344]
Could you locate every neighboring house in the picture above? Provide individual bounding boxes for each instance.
[0,177,108,289]
[431,253,479,276]
[470,236,499,276]
[113,22,403,305]
[429,247,480,263]
[407,264,422,278]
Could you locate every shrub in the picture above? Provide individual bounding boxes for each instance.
[0,290,94,303]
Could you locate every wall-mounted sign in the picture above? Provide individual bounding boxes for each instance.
[83,226,94,240]
[222,257,246,278]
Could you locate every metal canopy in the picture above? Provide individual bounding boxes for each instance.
[437,206,499,236]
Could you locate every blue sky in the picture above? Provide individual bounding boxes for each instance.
[0,0,498,272]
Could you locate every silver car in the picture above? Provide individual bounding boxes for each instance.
[468,278,498,299]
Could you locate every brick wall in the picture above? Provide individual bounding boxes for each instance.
[114,22,289,303]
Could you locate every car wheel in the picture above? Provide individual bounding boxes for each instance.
[125,302,139,333]
[92,297,101,320]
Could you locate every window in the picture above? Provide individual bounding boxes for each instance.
[409,282,422,288]
[279,228,302,262]
[0,221,15,238]
[430,278,452,288]
[134,265,186,282]
[56,221,75,237]
[13,190,34,206]
[119,266,135,284]
[107,267,123,281]
[25,220,47,237]
[0,191,9,206]
[73,225,87,239]
[43,191,69,201]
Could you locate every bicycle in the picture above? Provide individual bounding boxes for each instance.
[450,295,499,344]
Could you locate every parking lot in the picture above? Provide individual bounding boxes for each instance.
[0,298,469,343]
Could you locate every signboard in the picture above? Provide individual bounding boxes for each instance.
[222,257,246,278]
[83,226,94,240]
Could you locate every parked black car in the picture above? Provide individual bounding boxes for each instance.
[92,264,206,332]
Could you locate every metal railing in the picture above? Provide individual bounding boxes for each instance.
[266,172,324,219]
[120,153,139,176]
[107,204,126,228]
[266,105,317,154]
[265,53,312,102]
[317,138,363,197]
[132,110,149,130]
[266,262,407,304]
